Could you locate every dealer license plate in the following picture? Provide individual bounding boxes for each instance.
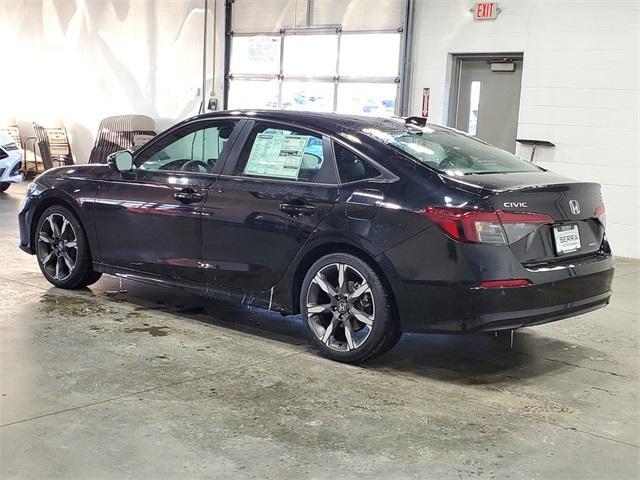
[553,224,581,255]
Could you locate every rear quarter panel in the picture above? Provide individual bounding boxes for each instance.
[272,154,485,313]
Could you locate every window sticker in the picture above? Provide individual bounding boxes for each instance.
[244,132,311,179]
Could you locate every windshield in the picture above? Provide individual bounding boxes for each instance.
[362,123,542,175]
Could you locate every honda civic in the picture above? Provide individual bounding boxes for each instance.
[18,111,614,362]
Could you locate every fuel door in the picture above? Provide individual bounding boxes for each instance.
[345,187,386,220]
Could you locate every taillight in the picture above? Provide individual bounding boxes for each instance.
[421,206,553,245]
[594,199,606,228]
[421,207,504,243]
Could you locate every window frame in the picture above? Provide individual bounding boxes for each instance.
[329,136,398,186]
[133,117,247,177]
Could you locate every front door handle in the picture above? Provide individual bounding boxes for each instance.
[173,188,204,204]
[279,202,317,216]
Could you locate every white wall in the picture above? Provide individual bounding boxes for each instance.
[409,0,640,258]
[0,0,223,165]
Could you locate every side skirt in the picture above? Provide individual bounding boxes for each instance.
[92,263,282,312]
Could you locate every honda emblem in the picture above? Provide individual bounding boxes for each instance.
[569,200,581,215]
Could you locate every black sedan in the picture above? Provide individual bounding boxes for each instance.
[18,111,614,362]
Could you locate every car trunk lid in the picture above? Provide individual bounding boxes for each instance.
[442,171,606,264]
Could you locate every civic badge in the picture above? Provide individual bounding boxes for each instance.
[569,199,580,215]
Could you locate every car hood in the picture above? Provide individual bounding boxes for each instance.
[39,164,111,180]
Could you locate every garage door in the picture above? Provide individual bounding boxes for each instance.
[226,0,408,116]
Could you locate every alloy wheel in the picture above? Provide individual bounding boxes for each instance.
[37,213,78,281]
[305,263,375,352]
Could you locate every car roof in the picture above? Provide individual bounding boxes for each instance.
[194,109,409,136]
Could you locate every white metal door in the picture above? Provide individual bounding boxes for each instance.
[452,57,523,153]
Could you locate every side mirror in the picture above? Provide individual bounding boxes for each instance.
[108,150,133,172]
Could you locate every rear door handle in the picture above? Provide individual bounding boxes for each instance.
[173,188,204,204]
[279,202,317,216]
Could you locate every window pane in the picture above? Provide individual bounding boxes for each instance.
[236,125,325,182]
[283,35,338,76]
[232,0,307,33]
[138,122,238,173]
[468,81,481,136]
[339,34,401,77]
[336,83,397,116]
[228,80,279,109]
[334,143,380,183]
[230,36,281,74]
[312,0,405,31]
[362,124,542,176]
[282,81,334,112]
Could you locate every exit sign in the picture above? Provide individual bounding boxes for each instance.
[472,2,500,20]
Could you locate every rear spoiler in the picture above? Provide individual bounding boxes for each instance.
[391,115,428,127]
[404,116,428,127]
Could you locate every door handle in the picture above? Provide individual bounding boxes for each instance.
[279,202,317,216]
[173,188,204,204]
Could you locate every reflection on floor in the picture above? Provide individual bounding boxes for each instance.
[1,182,638,478]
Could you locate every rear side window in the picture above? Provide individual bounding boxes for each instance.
[235,124,328,182]
[334,143,380,183]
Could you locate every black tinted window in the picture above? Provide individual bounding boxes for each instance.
[334,143,380,183]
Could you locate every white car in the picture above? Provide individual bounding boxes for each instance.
[0,131,23,192]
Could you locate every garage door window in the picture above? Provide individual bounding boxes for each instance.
[229,32,401,116]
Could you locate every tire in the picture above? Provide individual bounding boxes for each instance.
[35,205,102,289]
[0,182,9,192]
[300,253,401,363]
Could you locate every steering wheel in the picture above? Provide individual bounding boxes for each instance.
[157,159,186,171]
[181,160,210,173]
[439,155,472,170]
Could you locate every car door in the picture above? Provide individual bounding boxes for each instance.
[201,120,339,292]
[93,118,243,284]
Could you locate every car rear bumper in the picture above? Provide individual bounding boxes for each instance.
[424,268,613,333]
[392,266,613,333]
[379,229,615,333]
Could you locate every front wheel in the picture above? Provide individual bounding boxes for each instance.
[300,253,401,363]
[35,205,102,289]
[0,182,9,192]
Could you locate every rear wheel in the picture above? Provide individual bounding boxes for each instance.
[300,253,401,363]
[0,182,9,192]
[35,205,102,289]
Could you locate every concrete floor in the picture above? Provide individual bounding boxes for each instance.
[0,182,638,479]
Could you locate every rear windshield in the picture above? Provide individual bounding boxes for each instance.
[361,123,542,175]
